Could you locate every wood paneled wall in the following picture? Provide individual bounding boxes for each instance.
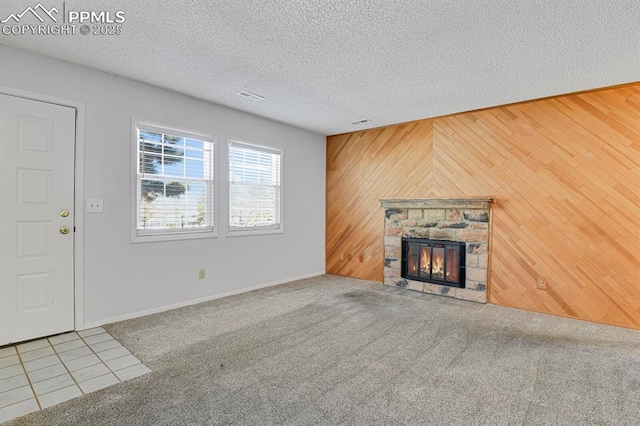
[326,84,640,329]
[327,120,434,277]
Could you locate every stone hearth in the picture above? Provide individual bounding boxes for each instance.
[381,198,492,303]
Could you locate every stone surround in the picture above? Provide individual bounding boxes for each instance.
[381,198,492,303]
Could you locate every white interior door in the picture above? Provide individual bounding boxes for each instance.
[0,94,76,346]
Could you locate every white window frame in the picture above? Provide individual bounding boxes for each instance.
[226,140,284,237]
[131,120,218,243]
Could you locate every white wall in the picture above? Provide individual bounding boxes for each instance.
[0,45,326,326]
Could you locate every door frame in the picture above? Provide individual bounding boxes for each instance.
[1,85,86,332]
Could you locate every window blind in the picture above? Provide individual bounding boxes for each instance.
[228,141,282,231]
[136,124,214,236]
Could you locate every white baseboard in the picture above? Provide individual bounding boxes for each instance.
[81,271,326,330]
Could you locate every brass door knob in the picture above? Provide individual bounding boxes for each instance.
[59,226,70,235]
[60,210,70,217]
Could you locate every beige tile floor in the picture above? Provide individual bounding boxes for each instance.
[0,327,150,423]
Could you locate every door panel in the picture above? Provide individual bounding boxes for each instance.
[17,221,52,258]
[17,273,53,312]
[0,94,76,345]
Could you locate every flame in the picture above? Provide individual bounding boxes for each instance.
[420,248,430,273]
[432,254,444,276]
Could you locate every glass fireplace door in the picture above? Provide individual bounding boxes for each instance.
[401,238,465,288]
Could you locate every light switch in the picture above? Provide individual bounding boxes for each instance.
[86,198,103,213]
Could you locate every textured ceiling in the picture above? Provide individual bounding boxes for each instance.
[1,1,638,135]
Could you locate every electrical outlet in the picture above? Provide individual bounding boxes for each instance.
[198,269,206,280]
[536,277,547,290]
[347,254,352,261]
[359,254,364,263]
[340,253,344,261]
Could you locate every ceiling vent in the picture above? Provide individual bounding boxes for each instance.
[351,119,371,125]
[237,91,265,101]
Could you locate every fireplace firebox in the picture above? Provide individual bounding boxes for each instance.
[402,238,466,288]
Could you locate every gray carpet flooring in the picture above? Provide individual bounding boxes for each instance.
[9,274,640,425]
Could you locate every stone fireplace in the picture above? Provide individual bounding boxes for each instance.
[381,198,492,303]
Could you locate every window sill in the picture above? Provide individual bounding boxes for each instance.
[132,229,218,244]
[226,227,283,238]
